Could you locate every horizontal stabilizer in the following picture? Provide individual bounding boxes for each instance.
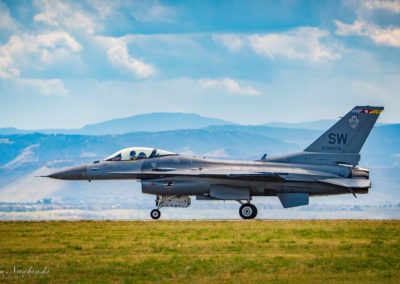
[319,178,371,188]
[278,193,309,208]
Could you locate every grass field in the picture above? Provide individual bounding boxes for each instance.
[0,220,399,283]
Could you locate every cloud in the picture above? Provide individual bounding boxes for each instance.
[0,31,82,78]
[87,0,120,19]
[96,36,156,78]
[33,0,97,33]
[200,78,261,96]
[203,148,230,158]
[130,1,176,23]
[16,78,68,96]
[212,34,243,51]
[80,152,98,158]
[0,1,17,29]
[107,46,155,78]
[214,28,341,62]
[363,0,400,13]
[34,32,83,55]
[247,27,341,61]
[335,20,365,36]
[0,31,75,96]
[179,147,197,156]
[335,20,400,47]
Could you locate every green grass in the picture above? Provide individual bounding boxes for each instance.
[0,220,399,283]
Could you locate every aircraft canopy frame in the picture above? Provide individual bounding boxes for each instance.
[105,147,176,161]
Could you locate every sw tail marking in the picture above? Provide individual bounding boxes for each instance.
[328,133,348,145]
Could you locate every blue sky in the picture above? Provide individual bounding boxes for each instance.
[0,0,399,129]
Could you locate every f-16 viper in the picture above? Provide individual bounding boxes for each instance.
[45,106,383,219]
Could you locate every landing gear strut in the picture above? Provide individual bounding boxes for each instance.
[239,203,257,219]
[150,195,162,220]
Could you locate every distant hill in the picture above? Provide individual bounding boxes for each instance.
[0,113,235,135]
[361,123,400,165]
[264,120,336,130]
[78,113,235,135]
[1,112,392,135]
[0,127,21,135]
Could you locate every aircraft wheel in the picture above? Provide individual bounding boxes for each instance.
[150,209,161,219]
[239,203,257,219]
[252,205,258,218]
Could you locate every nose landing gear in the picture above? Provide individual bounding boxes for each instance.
[150,209,161,219]
[150,195,191,219]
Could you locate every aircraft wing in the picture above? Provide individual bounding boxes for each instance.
[109,169,288,181]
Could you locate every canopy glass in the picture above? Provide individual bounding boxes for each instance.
[105,147,176,161]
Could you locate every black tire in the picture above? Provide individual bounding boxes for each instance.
[239,203,257,219]
[251,204,258,219]
[150,209,161,219]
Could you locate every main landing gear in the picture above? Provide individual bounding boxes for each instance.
[239,203,258,219]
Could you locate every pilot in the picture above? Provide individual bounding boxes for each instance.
[130,151,136,160]
[137,152,147,160]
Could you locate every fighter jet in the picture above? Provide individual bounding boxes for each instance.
[46,106,383,219]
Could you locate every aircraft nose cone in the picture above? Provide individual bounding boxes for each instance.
[47,165,88,180]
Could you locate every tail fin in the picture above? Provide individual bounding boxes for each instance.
[304,106,383,154]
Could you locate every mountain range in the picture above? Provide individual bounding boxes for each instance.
[1,113,389,136]
[0,113,234,135]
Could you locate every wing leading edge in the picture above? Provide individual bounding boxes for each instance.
[108,169,288,181]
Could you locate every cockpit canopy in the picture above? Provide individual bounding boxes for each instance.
[104,147,176,161]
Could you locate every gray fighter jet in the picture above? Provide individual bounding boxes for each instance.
[46,106,383,219]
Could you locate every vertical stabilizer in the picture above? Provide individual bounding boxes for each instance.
[304,106,383,154]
